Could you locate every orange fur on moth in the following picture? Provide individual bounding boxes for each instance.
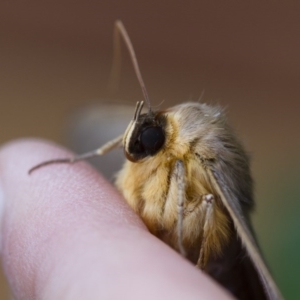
[116,102,232,266]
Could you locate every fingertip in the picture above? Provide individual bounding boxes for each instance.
[0,139,145,298]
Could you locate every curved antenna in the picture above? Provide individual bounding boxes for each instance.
[28,135,123,174]
[111,20,151,111]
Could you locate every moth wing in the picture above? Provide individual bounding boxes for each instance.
[206,167,283,300]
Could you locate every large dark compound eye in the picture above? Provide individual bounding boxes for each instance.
[140,126,165,155]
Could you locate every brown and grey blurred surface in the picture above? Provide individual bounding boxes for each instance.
[0,2,299,299]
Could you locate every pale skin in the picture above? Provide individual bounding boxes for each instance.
[0,139,232,300]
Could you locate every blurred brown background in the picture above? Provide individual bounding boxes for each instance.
[0,1,299,299]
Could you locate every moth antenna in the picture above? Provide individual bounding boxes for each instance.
[151,99,165,110]
[28,150,99,175]
[28,135,123,174]
[112,20,151,111]
[28,158,76,174]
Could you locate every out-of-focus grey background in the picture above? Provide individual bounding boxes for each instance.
[0,2,299,299]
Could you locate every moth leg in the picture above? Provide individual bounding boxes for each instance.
[160,160,186,256]
[28,135,123,174]
[175,160,186,257]
[196,194,214,269]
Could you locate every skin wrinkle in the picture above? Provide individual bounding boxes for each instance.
[0,139,231,300]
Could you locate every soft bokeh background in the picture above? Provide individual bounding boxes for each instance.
[0,2,299,299]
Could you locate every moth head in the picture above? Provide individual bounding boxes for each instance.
[123,101,166,162]
[112,23,166,162]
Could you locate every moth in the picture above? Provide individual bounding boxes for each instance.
[29,21,283,300]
